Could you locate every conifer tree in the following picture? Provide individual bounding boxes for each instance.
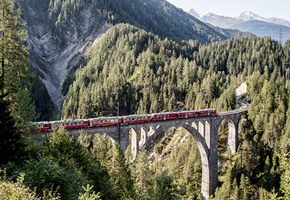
[10,88,39,129]
[107,143,134,199]
[133,149,152,200]
[153,171,176,200]
[0,0,29,97]
[0,94,24,165]
[0,0,37,128]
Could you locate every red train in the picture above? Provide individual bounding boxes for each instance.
[31,109,217,132]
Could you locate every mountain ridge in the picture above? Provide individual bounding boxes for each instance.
[192,10,290,44]
[199,10,290,28]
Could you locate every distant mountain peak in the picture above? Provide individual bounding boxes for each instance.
[188,9,200,19]
[203,13,217,17]
[238,11,264,21]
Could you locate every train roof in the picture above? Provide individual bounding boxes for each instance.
[89,116,119,120]
[31,121,50,124]
[123,114,151,118]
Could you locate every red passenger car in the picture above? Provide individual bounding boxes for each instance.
[209,109,217,116]
[89,117,120,127]
[123,114,151,124]
[198,109,217,116]
[177,110,199,119]
[62,119,90,129]
[32,121,51,132]
[151,112,177,121]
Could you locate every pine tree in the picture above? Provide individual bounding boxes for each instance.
[280,131,290,198]
[10,88,39,129]
[133,149,152,200]
[0,94,24,165]
[153,171,175,200]
[100,142,133,199]
[0,0,30,97]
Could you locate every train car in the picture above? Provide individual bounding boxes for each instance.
[89,116,120,127]
[50,120,63,131]
[209,109,217,116]
[61,119,90,130]
[198,109,217,116]
[151,112,177,121]
[177,110,199,119]
[123,114,151,124]
[31,121,51,132]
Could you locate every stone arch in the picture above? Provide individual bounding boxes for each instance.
[217,117,238,154]
[71,127,120,143]
[217,113,246,155]
[146,122,215,200]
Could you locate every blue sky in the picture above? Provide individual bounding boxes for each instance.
[166,0,290,21]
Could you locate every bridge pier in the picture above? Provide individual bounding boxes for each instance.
[201,118,218,200]
[119,126,130,153]
[131,128,139,161]
[227,119,239,154]
[130,126,150,160]
[139,127,149,148]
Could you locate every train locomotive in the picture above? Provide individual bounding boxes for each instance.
[32,109,217,132]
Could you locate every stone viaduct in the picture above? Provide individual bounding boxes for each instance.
[69,107,247,199]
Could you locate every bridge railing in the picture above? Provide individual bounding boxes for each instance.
[218,106,248,116]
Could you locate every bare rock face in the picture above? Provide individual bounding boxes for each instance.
[23,4,111,111]
[236,82,247,97]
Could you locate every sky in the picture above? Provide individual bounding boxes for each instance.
[166,0,290,21]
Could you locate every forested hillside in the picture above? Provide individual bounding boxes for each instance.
[62,24,286,118]
[61,23,290,199]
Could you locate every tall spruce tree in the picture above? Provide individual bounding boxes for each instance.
[0,0,29,97]
[0,0,37,125]
[133,149,152,200]
[0,0,31,165]
[0,93,24,165]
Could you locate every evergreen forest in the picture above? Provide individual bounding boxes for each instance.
[0,0,289,199]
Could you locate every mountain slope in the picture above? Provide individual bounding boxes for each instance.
[106,0,227,43]
[16,0,228,118]
[202,13,242,29]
